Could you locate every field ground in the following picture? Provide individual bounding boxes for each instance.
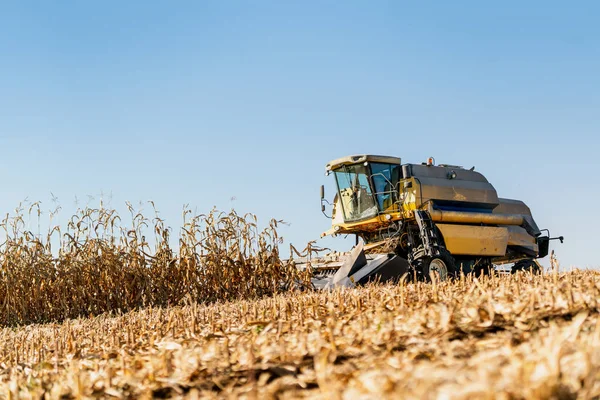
[1,270,600,399]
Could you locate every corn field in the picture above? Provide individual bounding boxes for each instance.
[0,203,312,326]
[1,270,600,398]
[1,202,599,398]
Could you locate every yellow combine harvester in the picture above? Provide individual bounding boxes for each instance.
[301,155,563,288]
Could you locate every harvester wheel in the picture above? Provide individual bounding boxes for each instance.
[511,259,542,274]
[422,251,458,282]
[472,260,494,277]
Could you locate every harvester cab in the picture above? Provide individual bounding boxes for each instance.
[307,154,564,288]
[320,155,403,241]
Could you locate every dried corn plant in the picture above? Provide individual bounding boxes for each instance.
[0,269,599,398]
[0,202,312,326]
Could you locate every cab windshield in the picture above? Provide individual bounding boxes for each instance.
[334,164,377,222]
[333,162,401,222]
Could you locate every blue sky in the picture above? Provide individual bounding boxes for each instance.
[0,1,597,269]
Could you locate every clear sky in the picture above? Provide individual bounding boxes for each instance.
[0,1,598,269]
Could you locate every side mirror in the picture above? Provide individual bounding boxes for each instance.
[320,186,331,218]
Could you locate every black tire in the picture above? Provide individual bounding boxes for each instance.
[421,251,459,282]
[511,259,542,274]
[472,260,494,277]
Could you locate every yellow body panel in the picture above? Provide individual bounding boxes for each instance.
[400,177,420,214]
[436,224,509,256]
[321,212,403,237]
[506,225,538,252]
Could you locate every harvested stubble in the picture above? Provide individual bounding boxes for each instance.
[0,204,312,326]
[1,270,600,399]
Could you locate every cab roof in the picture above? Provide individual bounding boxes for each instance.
[325,155,402,172]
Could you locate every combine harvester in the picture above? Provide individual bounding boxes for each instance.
[296,155,563,289]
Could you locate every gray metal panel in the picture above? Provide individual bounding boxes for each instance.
[408,164,499,207]
[409,164,490,182]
